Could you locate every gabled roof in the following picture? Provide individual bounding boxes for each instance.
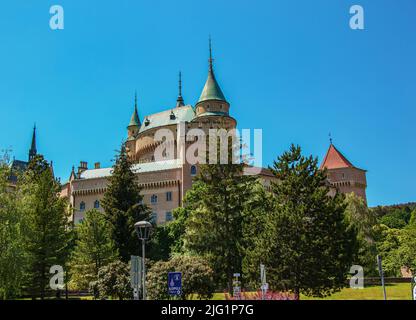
[320,144,354,170]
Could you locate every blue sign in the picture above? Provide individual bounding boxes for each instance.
[168,272,182,296]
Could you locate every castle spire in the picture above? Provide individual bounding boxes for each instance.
[29,124,37,162]
[128,91,141,128]
[176,71,185,107]
[196,37,227,105]
[208,35,213,71]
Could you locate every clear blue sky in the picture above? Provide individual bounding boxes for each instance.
[0,0,415,207]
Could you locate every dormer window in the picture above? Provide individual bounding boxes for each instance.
[145,118,150,126]
[170,111,176,120]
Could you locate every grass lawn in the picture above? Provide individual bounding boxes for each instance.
[16,283,412,300]
[208,283,412,300]
[301,283,412,300]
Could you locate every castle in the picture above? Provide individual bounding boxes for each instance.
[61,43,367,224]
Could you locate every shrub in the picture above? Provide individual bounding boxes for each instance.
[94,260,132,300]
[147,255,214,300]
[224,290,296,300]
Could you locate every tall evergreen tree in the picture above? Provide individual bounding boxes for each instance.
[101,145,150,262]
[69,209,118,290]
[19,154,71,299]
[258,144,357,298]
[183,141,257,293]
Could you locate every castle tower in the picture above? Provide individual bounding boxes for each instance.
[195,37,230,117]
[127,92,141,138]
[320,142,367,203]
[28,124,37,162]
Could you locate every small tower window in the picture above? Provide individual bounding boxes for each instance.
[94,200,100,209]
[190,165,197,176]
[151,194,158,204]
[166,191,172,202]
[80,201,86,211]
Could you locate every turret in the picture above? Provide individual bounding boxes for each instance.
[195,37,230,117]
[128,92,141,138]
[320,141,367,203]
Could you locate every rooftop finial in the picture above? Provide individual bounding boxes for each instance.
[329,132,333,145]
[176,71,185,107]
[208,35,214,71]
[179,71,182,97]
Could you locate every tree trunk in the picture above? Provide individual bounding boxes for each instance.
[294,287,300,300]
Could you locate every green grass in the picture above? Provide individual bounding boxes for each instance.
[15,283,413,300]
[300,283,412,300]
[207,283,412,300]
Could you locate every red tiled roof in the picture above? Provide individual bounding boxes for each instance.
[320,144,354,170]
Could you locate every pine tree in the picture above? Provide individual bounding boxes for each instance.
[19,154,71,299]
[101,145,150,262]
[69,209,118,290]
[183,140,257,293]
[260,144,357,298]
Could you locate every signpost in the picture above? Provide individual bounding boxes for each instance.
[168,272,182,296]
[131,255,142,300]
[233,273,241,300]
[260,264,268,300]
[377,255,387,300]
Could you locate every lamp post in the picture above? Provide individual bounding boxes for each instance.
[134,221,153,300]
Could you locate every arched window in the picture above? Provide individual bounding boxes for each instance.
[151,194,158,204]
[190,165,197,176]
[80,201,86,211]
[94,200,100,209]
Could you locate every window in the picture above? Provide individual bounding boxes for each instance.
[166,191,172,202]
[151,213,158,224]
[151,194,158,204]
[190,165,197,176]
[80,201,85,211]
[165,212,173,222]
[94,200,100,209]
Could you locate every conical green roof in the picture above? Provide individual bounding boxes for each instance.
[197,68,226,104]
[128,93,141,128]
[128,106,140,127]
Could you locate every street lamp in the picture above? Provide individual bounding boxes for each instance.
[134,221,153,300]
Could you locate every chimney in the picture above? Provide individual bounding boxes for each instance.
[94,162,101,169]
[77,161,88,176]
